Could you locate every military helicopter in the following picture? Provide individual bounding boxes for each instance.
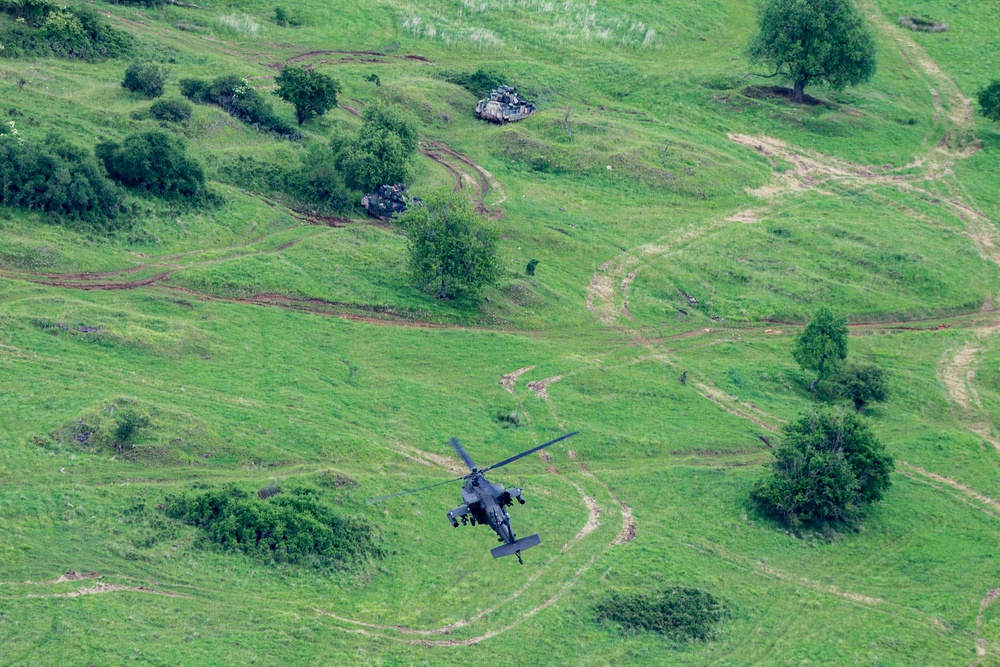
[371,432,578,564]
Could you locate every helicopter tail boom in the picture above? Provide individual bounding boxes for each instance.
[491,533,541,559]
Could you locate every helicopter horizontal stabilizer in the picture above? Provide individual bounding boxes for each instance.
[491,534,541,559]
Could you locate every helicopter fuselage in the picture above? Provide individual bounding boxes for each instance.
[446,471,538,561]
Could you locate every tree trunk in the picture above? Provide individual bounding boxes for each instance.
[809,376,820,391]
[792,78,806,104]
[854,399,864,414]
[438,278,447,299]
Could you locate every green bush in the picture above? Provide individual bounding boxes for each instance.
[273,6,303,27]
[751,409,894,526]
[122,62,167,98]
[180,74,297,137]
[163,485,382,567]
[96,130,206,201]
[979,80,1000,122]
[149,98,193,123]
[835,363,888,413]
[0,1,133,60]
[112,407,151,451]
[0,132,125,229]
[218,145,352,213]
[594,587,728,641]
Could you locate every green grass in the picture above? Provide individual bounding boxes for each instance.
[2,0,1000,663]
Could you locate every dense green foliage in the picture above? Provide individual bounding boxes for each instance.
[273,6,304,27]
[836,363,888,413]
[181,75,297,137]
[979,79,1000,122]
[792,307,849,389]
[334,101,420,193]
[218,144,353,213]
[273,65,341,125]
[752,409,894,526]
[442,67,507,97]
[121,62,166,98]
[0,132,124,228]
[163,486,382,567]
[148,98,192,123]
[0,0,132,60]
[95,130,206,201]
[112,407,151,451]
[397,190,501,299]
[594,588,728,641]
[747,0,877,102]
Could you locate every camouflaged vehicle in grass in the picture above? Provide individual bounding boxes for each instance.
[475,85,536,124]
[361,183,420,219]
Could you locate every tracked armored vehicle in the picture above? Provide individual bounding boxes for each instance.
[361,183,419,220]
[475,85,536,124]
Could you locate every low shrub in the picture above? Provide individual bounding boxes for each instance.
[163,485,382,567]
[122,62,167,98]
[96,130,206,201]
[273,6,303,27]
[0,132,125,229]
[898,16,949,33]
[216,13,259,38]
[594,587,728,641]
[180,75,297,137]
[0,2,133,60]
[149,98,193,123]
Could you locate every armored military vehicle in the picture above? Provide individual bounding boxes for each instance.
[475,85,536,124]
[361,183,420,220]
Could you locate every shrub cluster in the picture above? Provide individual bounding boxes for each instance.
[898,16,948,33]
[0,0,133,60]
[0,132,125,229]
[180,75,296,137]
[96,130,206,201]
[122,62,167,98]
[752,409,894,526]
[163,485,382,567]
[149,98,193,123]
[979,80,1000,122]
[594,587,728,641]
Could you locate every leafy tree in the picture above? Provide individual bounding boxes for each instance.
[836,363,888,413]
[273,65,341,125]
[334,101,419,192]
[751,409,894,526]
[978,80,1000,122]
[121,62,166,98]
[793,307,848,390]
[747,0,877,103]
[397,190,501,299]
[112,408,150,451]
[95,130,205,201]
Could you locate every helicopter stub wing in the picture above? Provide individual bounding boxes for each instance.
[491,533,541,558]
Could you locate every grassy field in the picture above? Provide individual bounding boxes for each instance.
[2,0,1000,664]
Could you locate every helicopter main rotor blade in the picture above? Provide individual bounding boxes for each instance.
[449,437,478,472]
[368,475,467,504]
[481,432,579,473]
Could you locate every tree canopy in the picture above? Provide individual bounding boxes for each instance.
[273,65,341,125]
[751,409,894,526]
[334,101,419,193]
[747,0,877,103]
[396,190,501,300]
[793,307,849,389]
[836,363,888,413]
[978,80,1000,122]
